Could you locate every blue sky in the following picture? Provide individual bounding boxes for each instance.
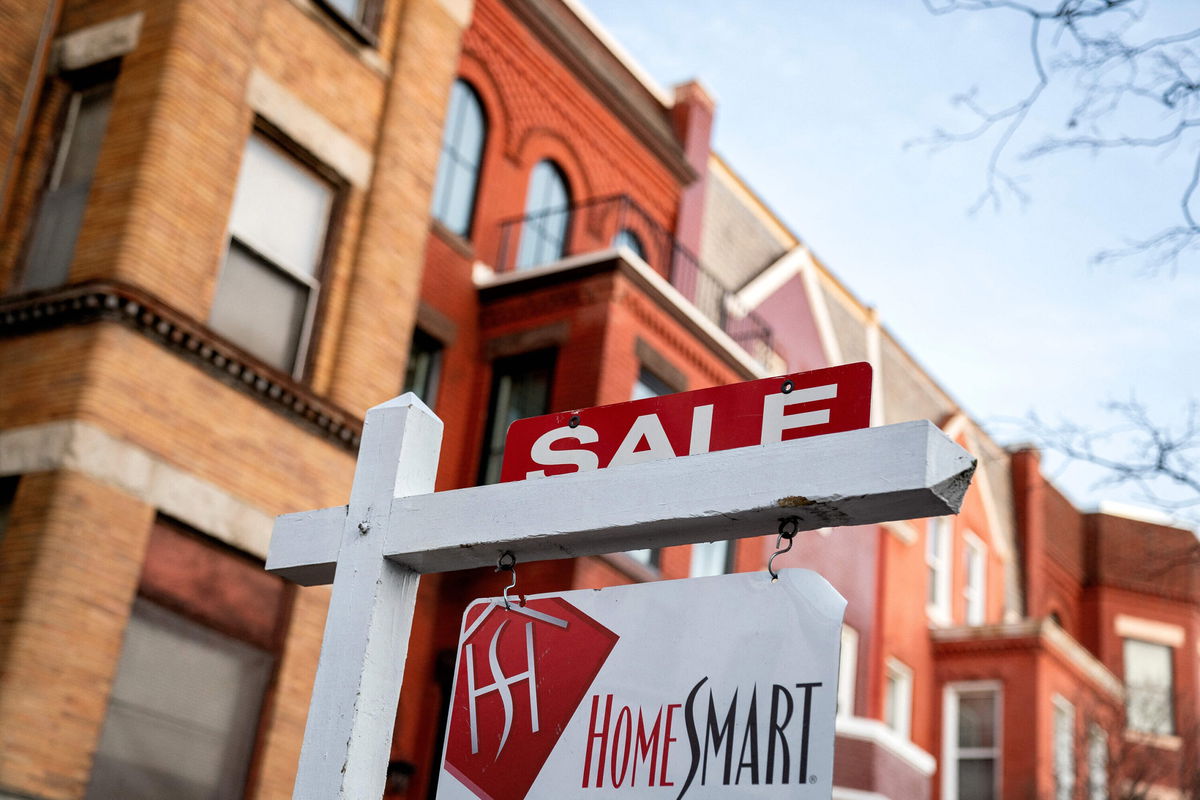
[582,0,1200,519]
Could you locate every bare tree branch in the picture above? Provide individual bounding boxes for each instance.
[920,0,1200,270]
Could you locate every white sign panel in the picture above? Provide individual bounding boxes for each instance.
[435,569,846,800]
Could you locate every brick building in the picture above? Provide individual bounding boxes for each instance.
[0,1,1196,800]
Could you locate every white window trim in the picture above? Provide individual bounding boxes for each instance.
[1114,614,1185,648]
[838,625,858,718]
[926,517,953,625]
[884,657,913,740]
[1053,694,1076,800]
[942,679,1002,800]
[963,530,987,626]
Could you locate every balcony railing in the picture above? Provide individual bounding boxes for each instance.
[496,194,773,361]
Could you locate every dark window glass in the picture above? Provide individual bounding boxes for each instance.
[86,598,272,800]
[612,228,646,261]
[0,476,18,548]
[515,161,570,270]
[402,328,443,409]
[431,80,486,237]
[626,367,673,569]
[209,134,334,376]
[478,350,554,485]
[21,83,114,291]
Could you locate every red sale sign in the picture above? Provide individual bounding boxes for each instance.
[500,362,872,482]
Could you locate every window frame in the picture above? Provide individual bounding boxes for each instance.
[926,516,953,624]
[942,680,1003,800]
[1052,694,1076,800]
[18,65,118,292]
[884,657,913,739]
[311,0,384,45]
[963,530,987,626]
[211,124,345,381]
[1122,637,1176,736]
[515,159,571,270]
[837,624,858,718]
[431,79,487,239]
[401,327,445,411]
[477,349,557,486]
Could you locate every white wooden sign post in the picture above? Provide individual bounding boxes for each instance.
[267,393,975,799]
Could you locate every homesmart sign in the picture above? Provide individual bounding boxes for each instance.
[435,570,846,799]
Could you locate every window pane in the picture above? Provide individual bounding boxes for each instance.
[1054,700,1075,800]
[209,243,309,372]
[957,690,997,748]
[1087,725,1107,800]
[86,599,271,800]
[21,85,114,291]
[516,161,569,269]
[1124,639,1174,734]
[325,0,364,22]
[479,351,554,484]
[0,477,17,548]
[403,329,443,409]
[689,540,730,577]
[631,368,673,401]
[613,229,646,260]
[625,548,659,568]
[228,135,333,278]
[431,81,485,236]
[957,758,996,800]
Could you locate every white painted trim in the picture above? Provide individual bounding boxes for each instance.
[736,245,810,310]
[0,421,274,558]
[1123,729,1183,751]
[53,12,143,73]
[476,248,770,378]
[835,715,937,776]
[1096,500,1186,529]
[245,68,373,188]
[832,789,891,800]
[884,657,914,740]
[839,624,859,718]
[434,0,473,27]
[1115,615,1186,648]
[866,309,884,427]
[559,0,673,106]
[884,519,918,545]
[942,680,1003,800]
[800,255,843,366]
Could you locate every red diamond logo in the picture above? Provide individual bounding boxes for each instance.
[442,597,619,800]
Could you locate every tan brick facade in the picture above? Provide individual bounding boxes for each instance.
[0,0,469,796]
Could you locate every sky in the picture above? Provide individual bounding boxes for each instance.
[581,0,1200,522]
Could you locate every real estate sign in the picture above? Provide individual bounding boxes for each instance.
[435,569,846,800]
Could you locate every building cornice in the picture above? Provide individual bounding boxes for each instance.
[475,250,768,380]
[0,281,363,450]
[502,0,696,185]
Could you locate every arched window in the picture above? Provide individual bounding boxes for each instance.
[612,228,646,261]
[515,160,570,269]
[431,80,486,237]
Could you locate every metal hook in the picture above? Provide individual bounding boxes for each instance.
[768,517,801,582]
[496,551,518,610]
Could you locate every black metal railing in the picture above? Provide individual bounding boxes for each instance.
[496,194,773,360]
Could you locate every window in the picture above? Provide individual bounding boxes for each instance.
[478,350,555,485]
[1123,638,1175,735]
[515,160,570,270]
[625,367,673,568]
[402,329,443,410]
[963,531,986,626]
[209,134,335,376]
[689,540,732,577]
[943,683,1001,800]
[1053,695,1076,800]
[316,0,382,37]
[21,81,115,291]
[431,80,486,237]
[884,658,912,739]
[1087,724,1107,800]
[0,476,18,547]
[926,516,952,623]
[85,598,272,799]
[612,228,646,261]
[837,624,858,717]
